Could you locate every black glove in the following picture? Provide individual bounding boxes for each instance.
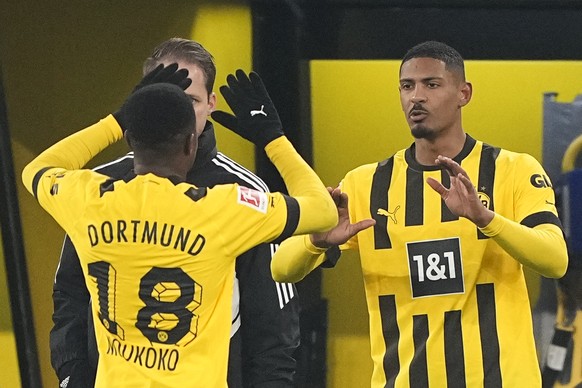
[57,359,93,388]
[114,63,192,132]
[211,69,284,148]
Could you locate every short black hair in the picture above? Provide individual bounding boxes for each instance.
[401,41,465,80]
[123,83,196,148]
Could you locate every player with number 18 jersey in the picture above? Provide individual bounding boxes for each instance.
[22,115,336,387]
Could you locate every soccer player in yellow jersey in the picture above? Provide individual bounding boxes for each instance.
[50,38,302,388]
[271,41,569,387]
[22,65,337,387]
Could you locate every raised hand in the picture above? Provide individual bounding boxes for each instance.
[426,155,493,227]
[133,63,192,92]
[311,187,376,248]
[211,69,284,148]
[114,63,191,131]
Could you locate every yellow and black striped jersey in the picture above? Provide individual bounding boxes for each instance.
[341,135,562,387]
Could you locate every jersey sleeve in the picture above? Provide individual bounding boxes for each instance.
[479,152,568,278]
[512,153,562,225]
[213,136,337,257]
[21,115,123,229]
[22,115,122,195]
[271,169,364,283]
[271,235,329,283]
[264,137,337,234]
[205,184,298,258]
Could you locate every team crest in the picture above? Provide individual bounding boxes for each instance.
[237,186,268,213]
[477,192,490,209]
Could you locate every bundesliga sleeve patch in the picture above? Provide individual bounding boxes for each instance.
[237,186,268,213]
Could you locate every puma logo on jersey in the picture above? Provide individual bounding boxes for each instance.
[250,105,267,117]
[59,376,70,388]
[377,205,400,224]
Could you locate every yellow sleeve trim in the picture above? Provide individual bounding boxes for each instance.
[303,234,329,254]
[478,213,503,236]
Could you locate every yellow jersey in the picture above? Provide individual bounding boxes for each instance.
[341,135,562,387]
[23,115,336,387]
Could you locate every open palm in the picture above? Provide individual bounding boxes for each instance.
[311,187,376,248]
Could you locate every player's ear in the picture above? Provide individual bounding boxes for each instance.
[459,81,472,108]
[184,132,197,156]
[207,92,217,114]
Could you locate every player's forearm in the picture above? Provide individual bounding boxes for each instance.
[271,235,328,282]
[479,213,568,278]
[264,137,337,234]
[22,115,123,194]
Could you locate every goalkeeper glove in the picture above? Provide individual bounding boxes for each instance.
[211,69,284,148]
[114,63,192,132]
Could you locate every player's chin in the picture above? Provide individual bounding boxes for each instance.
[410,125,435,140]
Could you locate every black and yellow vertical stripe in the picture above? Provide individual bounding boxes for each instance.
[378,284,502,387]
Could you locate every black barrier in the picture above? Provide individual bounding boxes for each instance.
[252,0,582,9]
[0,62,42,387]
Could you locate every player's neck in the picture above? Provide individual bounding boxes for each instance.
[414,131,466,166]
[133,160,187,181]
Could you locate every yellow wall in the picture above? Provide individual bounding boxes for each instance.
[310,60,582,387]
[0,1,251,386]
[190,4,254,165]
[0,228,21,387]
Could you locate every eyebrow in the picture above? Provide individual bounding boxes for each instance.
[399,76,444,83]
